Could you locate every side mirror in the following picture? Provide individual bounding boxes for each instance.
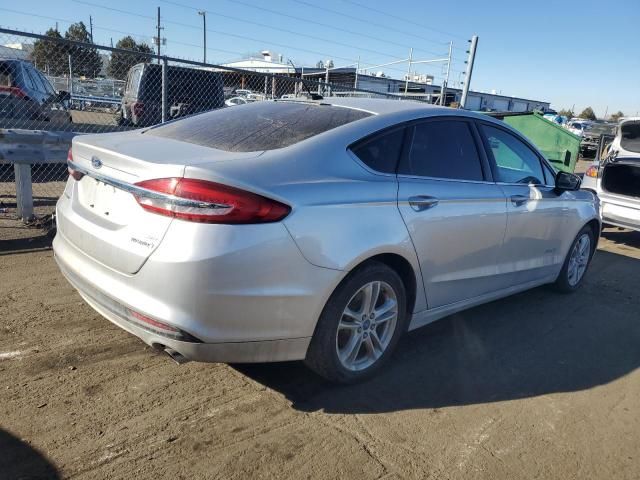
[555,171,581,191]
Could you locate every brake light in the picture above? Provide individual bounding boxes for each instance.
[0,86,27,98]
[67,148,84,180]
[585,166,599,178]
[132,101,144,117]
[133,178,290,224]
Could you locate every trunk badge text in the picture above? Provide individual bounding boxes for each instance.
[91,156,103,169]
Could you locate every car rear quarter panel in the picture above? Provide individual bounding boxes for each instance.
[185,133,428,314]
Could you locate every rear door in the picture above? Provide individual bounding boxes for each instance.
[396,117,507,309]
[478,122,568,285]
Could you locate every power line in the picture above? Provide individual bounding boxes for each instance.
[71,0,378,67]
[340,0,468,41]
[217,0,457,58]
[290,0,466,51]
[0,7,245,60]
[5,1,463,86]
[159,0,448,62]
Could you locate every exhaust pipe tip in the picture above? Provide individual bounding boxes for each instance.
[152,343,190,365]
[164,347,190,365]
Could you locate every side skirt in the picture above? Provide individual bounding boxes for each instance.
[408,274,557,331]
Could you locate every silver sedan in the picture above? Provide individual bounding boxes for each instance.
[54,98,600,383]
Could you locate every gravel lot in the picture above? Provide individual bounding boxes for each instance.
[0,225,639,479]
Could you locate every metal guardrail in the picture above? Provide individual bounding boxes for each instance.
[0,128,75,221]
[70,94,122,106]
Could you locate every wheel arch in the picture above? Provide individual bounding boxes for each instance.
[340,252,421,317]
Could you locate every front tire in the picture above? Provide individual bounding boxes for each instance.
[305,262,408,383]
[554,225,595,293]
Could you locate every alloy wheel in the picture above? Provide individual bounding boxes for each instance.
[335,281,398,371]
[567,233,591,286]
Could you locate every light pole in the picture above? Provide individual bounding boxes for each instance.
[198,11,206,64]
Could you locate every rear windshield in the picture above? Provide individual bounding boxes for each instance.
[621,122,640,153]
[145,101,372,152]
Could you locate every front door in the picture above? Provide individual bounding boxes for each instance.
[478,122,568,285]
[397,118,507,309]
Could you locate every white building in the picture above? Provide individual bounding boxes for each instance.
[221,50,294,74]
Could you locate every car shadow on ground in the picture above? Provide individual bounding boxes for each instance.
[235,250,640,414]
[601,227,640,249]
[0,428,60,479]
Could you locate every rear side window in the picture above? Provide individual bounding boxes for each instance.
[146,102,372,152]
[350,128,405,173]
[399,120,484,181]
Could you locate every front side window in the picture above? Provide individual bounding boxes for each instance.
[399,120,484,181]
[481,124,544,185]
[350,128,405,174]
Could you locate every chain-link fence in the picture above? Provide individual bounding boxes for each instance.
[0,26,425,244]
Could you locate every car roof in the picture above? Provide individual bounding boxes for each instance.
[318,97,438,115]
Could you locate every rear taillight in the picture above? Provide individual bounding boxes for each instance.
[132,101,144,117]
[0,86,27,98]
[133,178,290,224]
[67,148,84,180]
[585,165,599,178]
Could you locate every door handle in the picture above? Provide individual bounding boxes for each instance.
[408,195,439,212]
[510,194,529,206]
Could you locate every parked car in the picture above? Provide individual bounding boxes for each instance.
[55,99,599,383]
[579,122,616,158]
[582,117,640,231]
[118,63,224,127]
[224,96,248,107]
[0,59,71,124]
[566,119,591,137]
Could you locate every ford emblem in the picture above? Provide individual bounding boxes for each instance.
[91,156,103,169]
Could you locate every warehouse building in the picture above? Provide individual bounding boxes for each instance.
[222,52,549,113]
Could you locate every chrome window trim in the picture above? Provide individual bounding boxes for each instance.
[68,160,230,210]
[396,173,496,185]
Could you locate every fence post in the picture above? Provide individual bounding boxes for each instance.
[161,57,168,123]
[14,163,34,222]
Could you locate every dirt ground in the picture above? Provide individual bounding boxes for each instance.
[0,225,639,480]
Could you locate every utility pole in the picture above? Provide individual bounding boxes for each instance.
[404,47,413,95]
[89,15,93,42]
[440,41,452,106]
[460,35,478,109]
[198,11,206,64]
[156,7,162,64]
[354,56,360,89]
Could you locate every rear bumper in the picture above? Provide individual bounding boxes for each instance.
[53,197,344,363]
[600,198,640,231]
[58,256,310,362]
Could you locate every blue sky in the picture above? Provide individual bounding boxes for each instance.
[2,0,639,116]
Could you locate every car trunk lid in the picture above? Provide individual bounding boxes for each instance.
[61,131,262,274]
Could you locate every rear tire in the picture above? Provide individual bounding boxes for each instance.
[554,225,595,293]
[305,262,408,384]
